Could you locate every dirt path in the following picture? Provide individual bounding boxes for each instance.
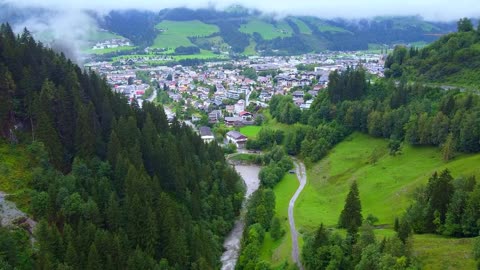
[289,160,306,270]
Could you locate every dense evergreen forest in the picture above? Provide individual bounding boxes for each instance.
[385,18,480,85]
[0,23,245,269]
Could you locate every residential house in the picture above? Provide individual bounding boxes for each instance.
[225,130,248,149]
[224,116,244,127]
[292,91,305,99]
[239,111,253,120]
[234,100,245,114]
[199,126,215,143]
[208,110,222,124]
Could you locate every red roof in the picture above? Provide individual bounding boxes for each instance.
[136,90,145,95]
[239,111,252,116]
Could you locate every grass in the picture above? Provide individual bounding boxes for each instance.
[293,132,480,267]
[413,234,476,269]
[289,18,312,35]
[260,173,299,266]
[153,20,219,49]
[230,153,257,163]
[243,39,257,56]
[295,132,480,230]
[240,126,262,139]
[303,18,350,34]
[0,142,33,213]
[240,19,293,40]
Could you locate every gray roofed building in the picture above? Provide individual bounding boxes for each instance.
[199,126,215,143]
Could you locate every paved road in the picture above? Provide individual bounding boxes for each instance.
[289,160,306,270]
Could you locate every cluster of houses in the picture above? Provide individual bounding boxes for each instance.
[92,38,131,50]
[86,51,386,141]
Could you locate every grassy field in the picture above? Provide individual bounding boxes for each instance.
[243,39,257,56]
[413,234,476,269]
[289,18,312,35]
[239,19,293,40]
[260,173,299,266]
[240,126,262,139]
[294,132,480,268]
[0,142,33,213]
[153,20,219,49]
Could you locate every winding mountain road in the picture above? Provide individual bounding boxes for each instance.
[289,159,306,270]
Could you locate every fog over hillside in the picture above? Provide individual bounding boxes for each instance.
[5,0,480,20]
[0,0,474,62]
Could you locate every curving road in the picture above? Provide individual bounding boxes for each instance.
[289,159,306,270]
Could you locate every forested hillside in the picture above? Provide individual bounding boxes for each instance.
[0,23,244,269]
[385,18,480,86]
[261,66,480,165]
[97,8,455,55]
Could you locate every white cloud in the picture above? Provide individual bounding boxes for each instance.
[4,0,480,21]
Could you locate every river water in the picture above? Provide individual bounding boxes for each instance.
[220,165,261,270]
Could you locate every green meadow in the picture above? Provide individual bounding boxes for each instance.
[294,132,480,269]
[290,18,312,35]
[153,20,219,49]
[239,19,293,40]
[239,126,262,139]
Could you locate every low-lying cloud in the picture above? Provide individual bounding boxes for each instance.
[2,0,478,63]
[5,0,480,21]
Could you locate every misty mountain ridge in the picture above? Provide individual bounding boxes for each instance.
[0,4,458,57]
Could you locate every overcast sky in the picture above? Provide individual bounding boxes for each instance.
[5,0,480,21]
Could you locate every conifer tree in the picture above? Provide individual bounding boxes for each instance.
[75,102,96,158]
[87,243,101,270]
[338,181,363,231]
[0,68,15,137]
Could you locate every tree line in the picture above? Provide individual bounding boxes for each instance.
[0,24,244,269]
[237,147,293,269]
[268,67,480,163]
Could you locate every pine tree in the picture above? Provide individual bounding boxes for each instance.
[338,181,363,231]
[75,102,96,158]
[442,133,456,161]
[0,68,16,137]
[87,243,101,270]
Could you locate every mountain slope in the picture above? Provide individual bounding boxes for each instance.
[385,21,480,86]
[0,23,244,269]
[97,8,456,55]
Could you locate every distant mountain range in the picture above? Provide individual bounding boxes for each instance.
[0,5,458,56]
